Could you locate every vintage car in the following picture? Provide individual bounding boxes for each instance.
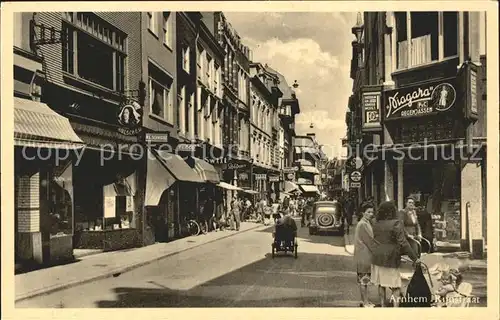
[309,200,345,236]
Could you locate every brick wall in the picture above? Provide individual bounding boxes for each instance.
[16,172,40,233]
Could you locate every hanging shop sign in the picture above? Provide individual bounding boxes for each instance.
[255,174,267,180]
[349,170,362,183]
[282,166,299,173]
[268,175,280,182]
[145,132,170,145]
[117,99,143,135]
[458,62,480,121]
[350,182,361,188]
[346,157,363,170]
[361,85,382,132]
[225,162,249,170]
[177,143,199,152]
[384,78,457,121]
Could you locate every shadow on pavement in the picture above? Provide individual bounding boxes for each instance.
[95,252,358,308]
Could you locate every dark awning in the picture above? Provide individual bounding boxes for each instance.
[192,157,220,183]
[145,149,204,206]
[14,97,84,149]
[154,150,204,183]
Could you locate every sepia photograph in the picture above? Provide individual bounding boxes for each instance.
[1,1,498,317]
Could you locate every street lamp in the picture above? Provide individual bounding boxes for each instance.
[351,12,364,43]
[292,80,299,89]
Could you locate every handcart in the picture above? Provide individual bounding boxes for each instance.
[271,219,298,259]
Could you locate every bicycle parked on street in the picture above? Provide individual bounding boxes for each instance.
[182,216,201,236]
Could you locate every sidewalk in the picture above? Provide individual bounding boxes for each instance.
[15,222,269,302]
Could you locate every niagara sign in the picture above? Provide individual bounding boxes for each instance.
[384,78,457,120]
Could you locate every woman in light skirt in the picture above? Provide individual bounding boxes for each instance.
[371,201,421,307]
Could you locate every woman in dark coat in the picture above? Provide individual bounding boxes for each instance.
[371,201,421,307]
[416,202,434,253]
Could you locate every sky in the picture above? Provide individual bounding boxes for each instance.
[225,12,357,159]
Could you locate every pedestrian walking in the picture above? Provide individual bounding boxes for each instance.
[260,197,267,223]
[202,195,214,234]
[263,200,272,225]
[398,196,422,257]
[416,201,434,253]
[244,198,252,222]
[283,196,290,213]
[231,196,241,231]
[353,202,377,307]
[371,201,421,307]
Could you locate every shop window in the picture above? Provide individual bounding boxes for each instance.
[49,164,74,237]
[149,62,174,122]
[62,15,127,93]
[75,171,136,232]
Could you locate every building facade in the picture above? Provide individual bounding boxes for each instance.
[13,11,301,268]
[293,134,322,196]
[249,63,282,200]
[345,11,487,257]
[213,13,252,196]
[14,12,145,268]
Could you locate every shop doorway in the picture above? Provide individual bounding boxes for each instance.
[404,161,461,243]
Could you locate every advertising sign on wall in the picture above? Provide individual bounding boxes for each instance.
[383,78,457,121]
[361,91,382,131]
[458,62,480,121]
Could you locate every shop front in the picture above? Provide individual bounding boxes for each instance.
[186,156,221,227]
[71,135,142,251]
[145,148,204,242]
[380,71,485,254]
[14,97,85,267]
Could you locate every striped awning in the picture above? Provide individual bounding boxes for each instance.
[284,181,299,193]
[193,157,220,183]
[217,182,242,191]
[300,165,320,175]
[14,97,84,149]
[299,184,320,193]
[154,150,204,183]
